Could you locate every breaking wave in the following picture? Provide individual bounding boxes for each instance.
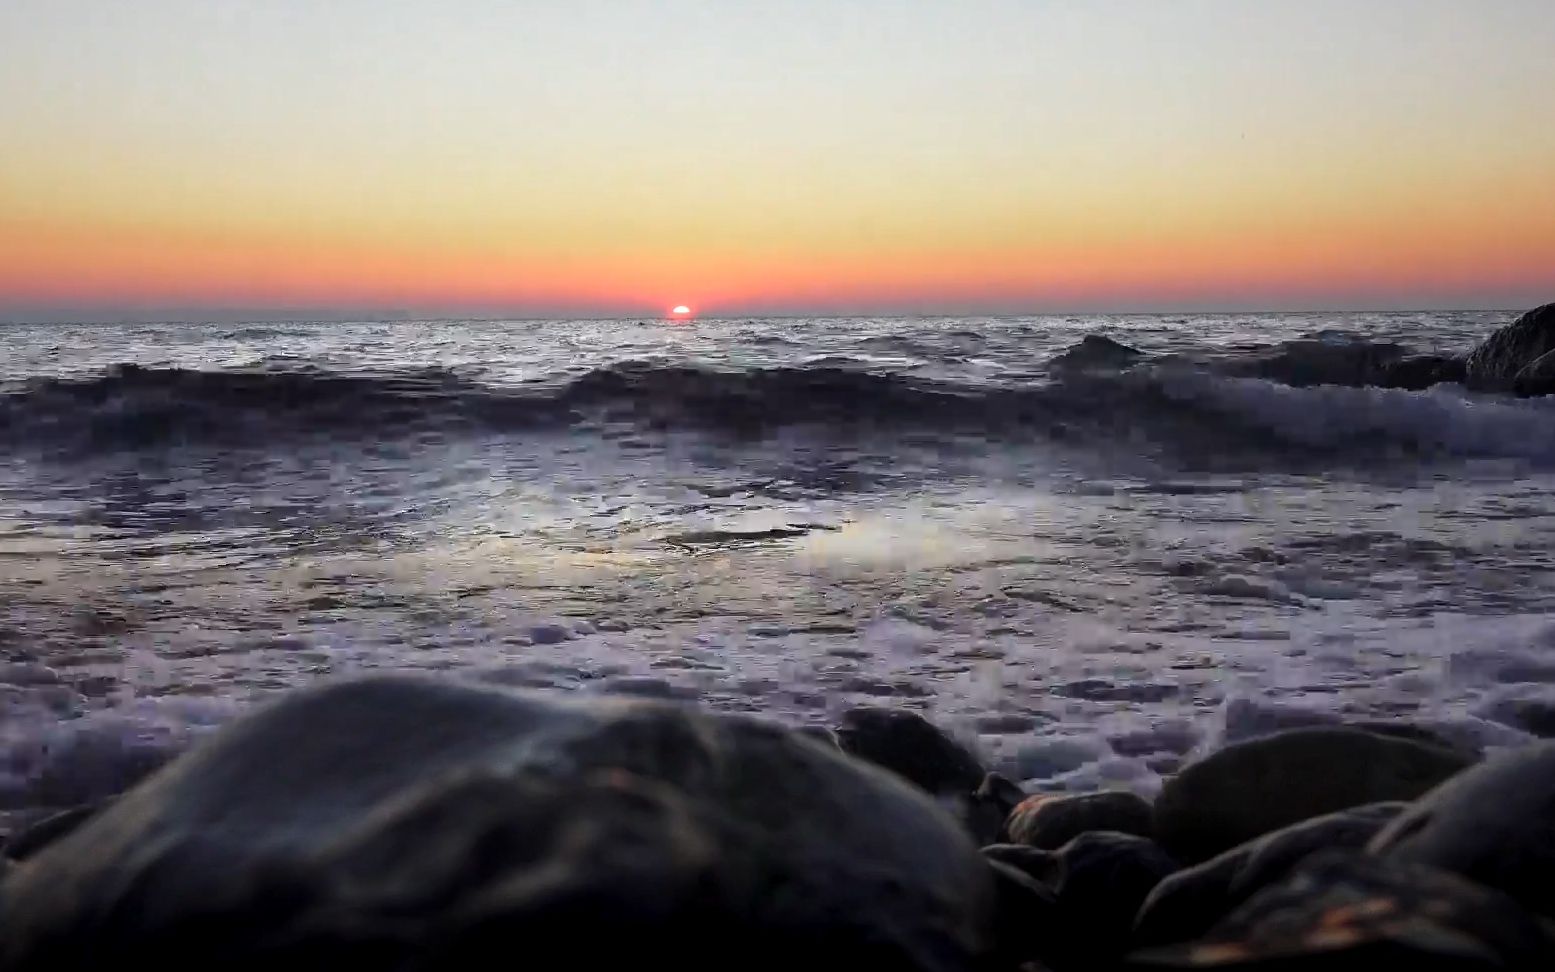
[4,350,1554,464]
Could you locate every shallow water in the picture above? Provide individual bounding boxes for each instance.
[4,311,1554,825]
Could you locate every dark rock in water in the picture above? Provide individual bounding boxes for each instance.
[0,802,106,862]
[1049,334,1145,370]
[1476,689,1555,738]
[1134,802,1405,948]
[1369,741,1555,918]
[965,772,1026,846]
[1130,852,1555,968]
[0,677,994,971]
[1232,339,1407,388]
[1464,302,1555,394]
[1006,789,1154,850]
[835,706,986,796]
[1375,353,1466,390]
[1514,345,1555,396]
[1154,728,1470,862]
[988,832,1177,969]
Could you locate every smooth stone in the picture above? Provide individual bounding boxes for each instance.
[834,707,986,796]
[988,832,1177,969]
[0,802,106,862]
[984,857,1059,969]
[1006,789,1154,849]
[1133,802,1405,948]
[1130,852,1555,968]
[0,677,994,971]
[1154,728,1470,862]
[1369,741,1555,918]
[1464,302,1555,393]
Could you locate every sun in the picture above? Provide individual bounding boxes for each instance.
[669,305,693,319]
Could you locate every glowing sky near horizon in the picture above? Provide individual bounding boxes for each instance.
[2,0,1553,316]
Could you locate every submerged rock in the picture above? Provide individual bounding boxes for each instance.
[1134,802,1405,948]
[1154,728,1469,862]
[1464,302,1555,394]
[1005,789,1154,850]
[1131,852,1555,969]
[0,677,994,971]
[1369,741,1555,918]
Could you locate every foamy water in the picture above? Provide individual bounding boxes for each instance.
[3,311,1554,830]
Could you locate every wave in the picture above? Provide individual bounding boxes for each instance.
[4,354,1555,464]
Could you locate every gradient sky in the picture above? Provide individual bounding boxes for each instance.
[2,0,1553,318]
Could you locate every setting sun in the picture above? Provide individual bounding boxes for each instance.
[670,305,693,318]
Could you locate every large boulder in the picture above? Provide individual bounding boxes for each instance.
[1133,802,1405,947]
[1463,303,1555,394]
[1369,741,1555,918]
[1131,852,1555,969]
[0,677,995,972]
[1153,728,1470,862]
[1005,790,1154,850]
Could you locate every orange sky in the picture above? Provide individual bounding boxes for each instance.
[3,0,1554,317]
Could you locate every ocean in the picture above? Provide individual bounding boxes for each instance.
[4,311,1554,828]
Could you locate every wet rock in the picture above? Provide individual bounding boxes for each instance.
[1131,852,1555,969]
[988,832,1177,969]
[1006,789,1154,849]
[1376,353,1466,390]
[1134,802,1405,948]
[964,772,1026,846]
[1464,302,1555,394]
[1,802,106,862]
[1477,688,1555,738]
[1369,741,1555,917]
[1154,728,1470,862]
[0,677,994,971]
[1232,338,1407,388]
[834,706,986,796]
[1049,334,1144,370]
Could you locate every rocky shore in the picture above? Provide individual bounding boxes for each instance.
[2,675,1553,970]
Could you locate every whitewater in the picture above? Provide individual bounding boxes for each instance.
[4,311,1555,834]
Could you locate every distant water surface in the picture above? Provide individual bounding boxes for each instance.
[4,312,1554,825]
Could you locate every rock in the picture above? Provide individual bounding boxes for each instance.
[1,802,105,862]
[1376,353,1466,390]
[1049,334,1144,370]
[1232,339,1406,388]
[0,677,994,971]
[1476,689,1555,738]
[834,706,986,796]
[1464,303,1555,394]
[988,832,1177,969]
[1134,802,1405,948]
[1513,345,1555,396]
[1154,728,1470,862]
[1130,852,1555,968]
[1006,789,1154,849]
[964,772,1026,846]
[1369,741,1555,918]
[984,856,1059,968]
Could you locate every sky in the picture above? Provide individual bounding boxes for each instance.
[2,0,1553,319]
